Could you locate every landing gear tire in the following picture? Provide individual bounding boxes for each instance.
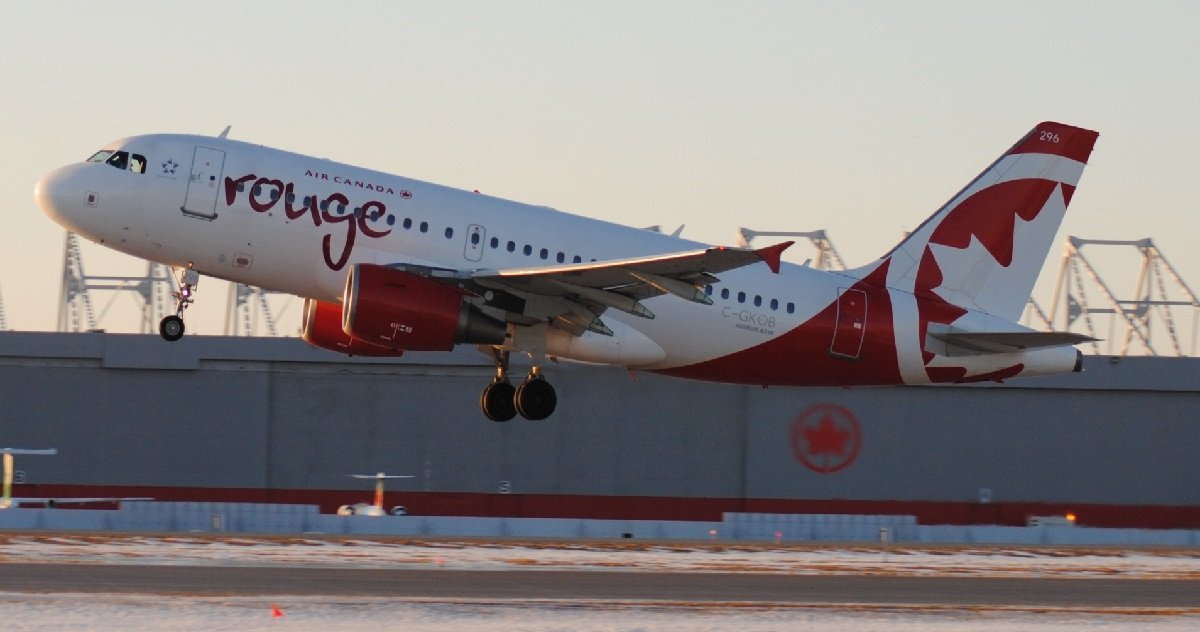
[159,315,185,342]
[161,265,199,342]
[515,377,557,421]
[480,380,517,422]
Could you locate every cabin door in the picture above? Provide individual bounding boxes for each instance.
[182,146,226,219]
[830,288,867,360]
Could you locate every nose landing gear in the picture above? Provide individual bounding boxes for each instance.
[479,349,558,422]
[159,267,199,342]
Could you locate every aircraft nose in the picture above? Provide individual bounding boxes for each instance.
[34,165,86,228]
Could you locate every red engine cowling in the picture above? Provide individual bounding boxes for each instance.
[342,264,506,351]
[301,298,405,357]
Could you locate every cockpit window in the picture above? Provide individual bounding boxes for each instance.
[87,149,147,174]
[106,151,129,170]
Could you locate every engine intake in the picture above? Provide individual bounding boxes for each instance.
[343,264,506,351]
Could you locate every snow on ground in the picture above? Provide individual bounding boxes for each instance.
[1,593,1198,632]
[0,533,1196,579]
[0,534,1197,630]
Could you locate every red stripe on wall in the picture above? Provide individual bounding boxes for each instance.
[16,484,1199,530]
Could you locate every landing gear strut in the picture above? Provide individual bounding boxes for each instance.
[480,350,517,422]
[479,349,558,422]
[159,267,199,342]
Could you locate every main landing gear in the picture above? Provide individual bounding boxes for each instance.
[159,267,199,342]
[480,349,558,422]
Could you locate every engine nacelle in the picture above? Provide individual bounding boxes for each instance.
[343,264,506,351]
[301,298,405,357]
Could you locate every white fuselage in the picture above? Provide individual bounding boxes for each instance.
[35,132,1083,386]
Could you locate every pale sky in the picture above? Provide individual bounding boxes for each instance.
[2,1,1197,344]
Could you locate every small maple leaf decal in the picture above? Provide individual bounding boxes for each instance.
[804,415,849,456]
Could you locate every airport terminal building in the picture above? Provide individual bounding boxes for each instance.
[1,331,1196,529]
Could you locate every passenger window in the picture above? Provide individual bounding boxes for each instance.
[419,221,429,233]
[753,295,762,307]
[445,227,454,239]
[490,237,499,249]
[572,256,582,263]
[130,154,147,174]
[556,252,565,263]
[786,302,795,314]
[539,248,548,260]
[507,241,516,252]
[523,245,532,256]
[737,291,746,303]
[770,298,779,310]
[721,288,730,300]
[403,218,412,229]
[471,232,481,245]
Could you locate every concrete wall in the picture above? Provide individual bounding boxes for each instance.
[2,503,1198,546]
[1,332,1197,513]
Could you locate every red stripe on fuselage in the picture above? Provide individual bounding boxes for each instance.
[657,262,902,386]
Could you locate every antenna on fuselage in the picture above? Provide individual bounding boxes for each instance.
[217,125,231,139]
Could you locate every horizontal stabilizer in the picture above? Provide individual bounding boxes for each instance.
[932,331,1097,353]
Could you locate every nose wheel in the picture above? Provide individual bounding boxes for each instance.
[159,266,199,342]
[479,350,558,421]
[159,315,185,341]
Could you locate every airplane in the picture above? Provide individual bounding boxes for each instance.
[35,121,1099,421]
[1,448,151,508]
[337,472,415,517]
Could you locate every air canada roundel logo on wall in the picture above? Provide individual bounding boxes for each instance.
[790,403,862,474]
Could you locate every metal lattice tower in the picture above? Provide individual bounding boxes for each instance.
[224,283,287,337]
[57,232,177,333]
[1037,237,1199,356]
[736,227,847,270]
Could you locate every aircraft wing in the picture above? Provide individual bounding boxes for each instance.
[380,241,792,337]
[470,242,793,333]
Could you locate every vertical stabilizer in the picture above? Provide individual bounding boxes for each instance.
[874,122,1099,321]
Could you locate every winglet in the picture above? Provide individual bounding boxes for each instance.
[754,241,793,274]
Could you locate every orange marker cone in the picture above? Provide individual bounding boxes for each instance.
[271,604,285,618]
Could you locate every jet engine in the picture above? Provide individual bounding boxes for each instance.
[301,298,405,357]
[342,264,506,351]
